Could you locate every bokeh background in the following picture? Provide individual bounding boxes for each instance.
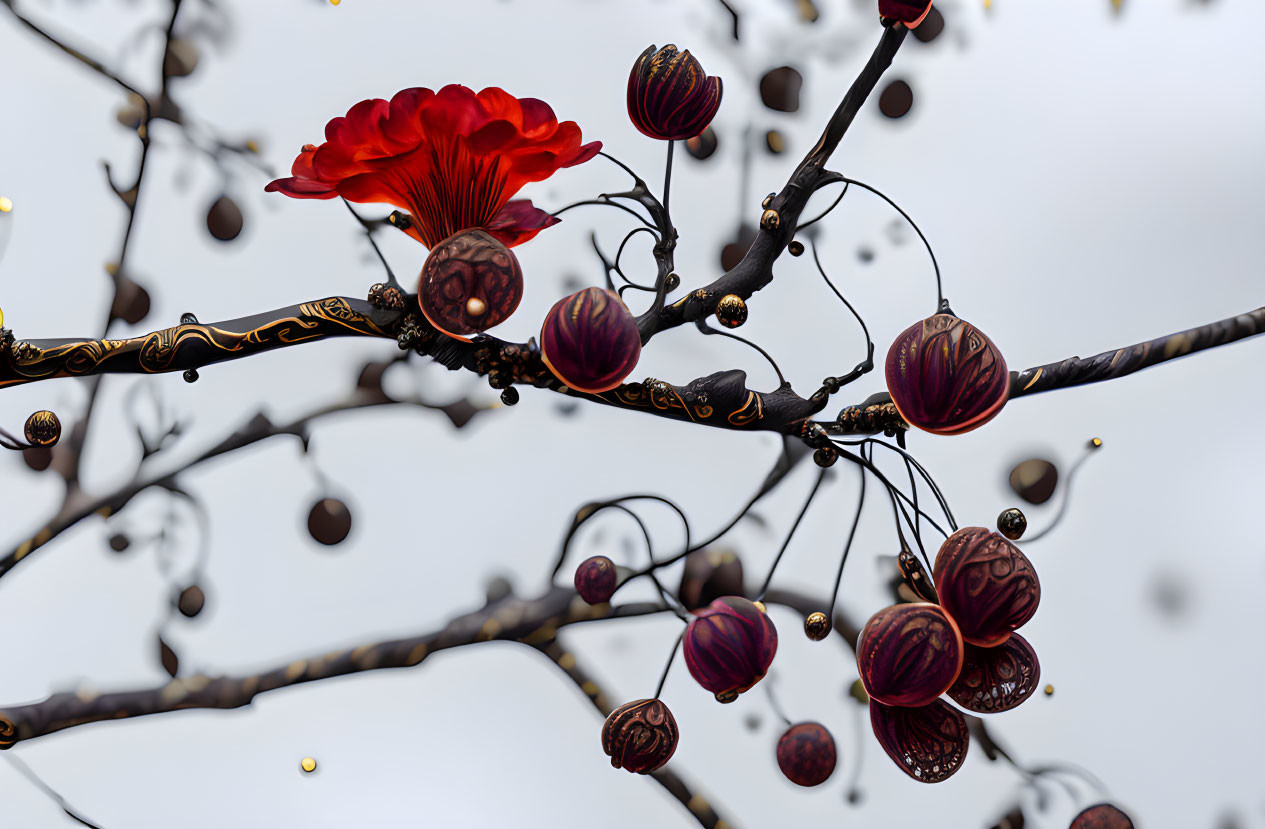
[1,0,1263,826]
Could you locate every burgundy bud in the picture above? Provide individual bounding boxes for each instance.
[776,722,837,787]
[948,632,1041,714]
[540,287,641,394]
[574,555,617,604]
[934,527,1040,647]
[683,597,777,703]
[857,603,963,708]
[869,698,969,784]
[601,698,679,774]
[627,44,722,141]
[885,313,1009,435]
[418,229,523,340]
[1070,804,1135,829]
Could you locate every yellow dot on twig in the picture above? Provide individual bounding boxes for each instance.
[0,307,5,328]
[1043,684,1054,697]
[1091,437,1103,448]
[329,0,340,5]
[0,196,13,213]
[300,756,317,773]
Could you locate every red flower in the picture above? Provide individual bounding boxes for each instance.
[266,85,601,249]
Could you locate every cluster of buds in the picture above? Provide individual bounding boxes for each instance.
[858,527,1042,782]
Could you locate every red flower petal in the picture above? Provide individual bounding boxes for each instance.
[265,85,600,248]
[483,199,560,248]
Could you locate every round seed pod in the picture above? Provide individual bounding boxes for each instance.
[23,410,61,446]
[804,611,831,641]
[776,722,837,787]
[176,585,206,618]
[857,603,963,707]
[206,195,244,242]
[996,507,1028,540]
[885,313,1009,435]
[574,555,617,604]
[601,698,679,774]
[1009,458,1058,505]
[715,294,748,328]
[1070,804,1135,829]
[683,596,777,703]
[307,498,352,546]
[419,229,523,340]
[540,287,641,394]
[934,527,1040,647]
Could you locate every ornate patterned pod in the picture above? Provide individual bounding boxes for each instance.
[23,410,61,447]
[948,633,1041,714]
[418,229,523,340]
[1070,804,1135,829]
[934,527,1040,647]
[857,603,964,708]
[869,699,968,784]
[878,0,934,27]
[574,555,617,605]
[678,548,744,612]
[683,596,778,703]
[540,287,642,394]
[776,722,837,787]
[627,44,723,141]
[601,698,679,774]
[884,313,1009,436]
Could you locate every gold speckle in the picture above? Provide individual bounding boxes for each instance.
[160,680,187,705]
[0,196,12,213]
[285,661,307,682]
[752,601,766,614]
[580,681,599,697]
[1043,684,1054,697]
[478,618,502,641]
[0,306,4,328]
[1091,437,1103,448]
[687,795,710,816]
[34,527,51,546]
[557,652,576,670]
[406,643,428,665]
[14,541,32,561]
[329,0,340,5]
[300,756,317,772]
[245,139,260,154]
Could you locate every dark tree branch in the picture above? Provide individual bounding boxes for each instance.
[534,640,732,829]
[1009,306,1265,398]
[0,586,664,747]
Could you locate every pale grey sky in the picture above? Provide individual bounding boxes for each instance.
[1,1,1263,827]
